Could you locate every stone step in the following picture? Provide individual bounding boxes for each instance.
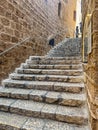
[26,59,81,65]
[0,98,88,125]
[0,87,85,107]
[2,79,84,93]
[9,73,83,83]
[0,112,90,130]
[16,68,83,76]
[21,63,82,70]
[29,56,81,61]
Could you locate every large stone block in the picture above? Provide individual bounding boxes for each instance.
[5,11,12,19]
[0,6,5,16]
[0,33,11,42]
[12,14,19,23]
[8,3,14,12]
[11,36,18,43]
[5,27,13,35]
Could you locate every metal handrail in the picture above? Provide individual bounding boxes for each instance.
[0,37,30,56]
[0,35,48,56]
[0,28,75,56]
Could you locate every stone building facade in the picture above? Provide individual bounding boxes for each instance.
[64,0,77,37]
[0,0,77,83]
[82,0,98,129]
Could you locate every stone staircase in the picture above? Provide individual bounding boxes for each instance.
[0,38,90,130]
[47,38,81,57]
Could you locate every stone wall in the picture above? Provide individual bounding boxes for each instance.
[82,0,98,129]
[64,0,77,37]
[0,0,77,53]
[0,0,64,53]
[0,0,77,83]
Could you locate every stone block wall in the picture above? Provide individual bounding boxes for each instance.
[64,0,77,37]
[82,0,98,129]
[0,0,77,53]
[0,41,33,83]
[0,0,64,53]
[0,0,77,83]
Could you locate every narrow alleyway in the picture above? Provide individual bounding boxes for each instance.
[1,0,98,129]
[0,38,90,130]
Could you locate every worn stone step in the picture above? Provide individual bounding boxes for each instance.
[29,56,81,61]
[0,87,85,107]
[9,73,83,83]
[0,98,88,125]
[16,68,83,76]
[2,79,84,93]
[0,112,90,130]
[26,59,81,65]
[21,63,82,70]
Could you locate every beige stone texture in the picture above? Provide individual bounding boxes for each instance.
[0,0,77,83]
[82,0,98,129]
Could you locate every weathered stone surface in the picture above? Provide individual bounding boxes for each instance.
[56,106,88,125]
[0,112,90,130]
[45,91,60,104]
[0,33,11,42]
[11,36,18,43]
[2,79,54,91]
[0,87,85,107]
[46,38,82,57]
[43,120,60,130]
[43,120,89,130]
[16,68,82,76]
[41,104,57,120]
[21,63,82,70]
[0,55,90,129]
[17,69,42,75]
[82,0,98,129]
[29,90,47,102]
[59,93,85,106]
[22,118,90,130]
[26,59,81,65]
[30,56,81,61]
[0,112,28,130]
[0,87,15,97]
[1,17,10,26]
[0,6,5,16]
[22,118,45,130]
[0,44,33,84]
[2,79,27,88]
[10,100,89,125]
[10,100,44,117]
[10,89,32,99]
[9,73,83,83]
[54,82,84,93]
[0,98,15,111]
[0,87,32,100]
[33,81,54,91]
[2,79,84,93]
[0,0,77,82]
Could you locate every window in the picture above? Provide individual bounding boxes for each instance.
[58,2,61,17]
[73,10,76,21]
